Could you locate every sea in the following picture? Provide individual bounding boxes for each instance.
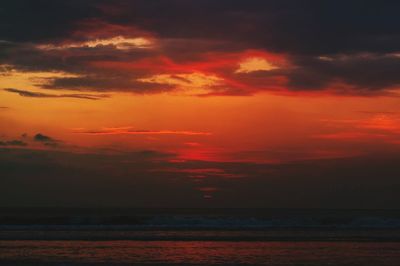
[0,208,399,265]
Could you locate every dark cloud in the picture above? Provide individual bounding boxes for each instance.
[96,0,400,55]
[4,88,109,100]
[0,147,400,208]
[33,133,60,147]
[0,41,171,93]
[0,140,27,146]
[0,40,154,73]
[0,148,194,207]
[286,54,400,92]
[34,133,56,142]
[0,0,98,42]
[1,0,399,55]
[43,75,173,93]
[1,1,400,95]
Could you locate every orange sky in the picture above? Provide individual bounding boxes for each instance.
[2,81,400,163]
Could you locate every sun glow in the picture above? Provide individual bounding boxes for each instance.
[236,57,278,73]
[138,72,223,94]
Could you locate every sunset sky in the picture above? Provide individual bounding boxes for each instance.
[1,0,400,208]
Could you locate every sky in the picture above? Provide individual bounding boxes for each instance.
[1,0,400,208]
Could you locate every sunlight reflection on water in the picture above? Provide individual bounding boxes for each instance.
[0,240,399,265]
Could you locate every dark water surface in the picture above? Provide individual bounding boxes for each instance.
[1,209,400,265]
[0,240,399,265]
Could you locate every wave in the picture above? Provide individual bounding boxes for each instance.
[1,215,400,230]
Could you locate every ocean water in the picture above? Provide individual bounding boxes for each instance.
[0,240,399,265]
[0,208,399,265]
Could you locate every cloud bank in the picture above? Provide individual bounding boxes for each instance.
[0,0,399,96]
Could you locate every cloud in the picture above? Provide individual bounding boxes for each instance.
[314,114,400,147]
[33,133,61,147]
[37,36,154,51]
[137,72,223,94]
[73,127,212,136]
[33,133,55,142]
[0,140,27,146]
[4,88,109,100]
[235,57,278,73]
[313,132,386,141]
[286,54,400,92]
[159,167,245,180]
[1,1,400,96]
[1,146,400,208]
[0,1,98,43]
[2,1,399,54]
